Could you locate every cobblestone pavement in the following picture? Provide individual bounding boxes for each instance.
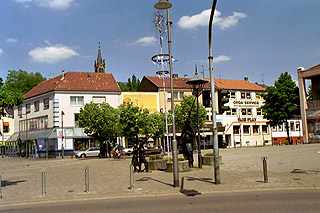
[0,144,319,205]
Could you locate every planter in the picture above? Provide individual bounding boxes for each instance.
[148,159,167,170]
[166,161,189,172]
[202,156,222,166]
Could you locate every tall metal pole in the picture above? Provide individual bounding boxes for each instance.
[196,94,202,168]
[166,8,179,187]
[155,0,178,188]
[208,0,220,184]
[61,111,64,159]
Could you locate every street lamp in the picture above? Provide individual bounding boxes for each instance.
[208,0,220,184]
[154,0,179,187]
[187,66,209,168]
[61,111,65,159]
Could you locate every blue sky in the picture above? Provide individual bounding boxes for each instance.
[0,0,319,86]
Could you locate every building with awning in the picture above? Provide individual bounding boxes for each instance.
[9,70,121,157]
[298,64,320,143]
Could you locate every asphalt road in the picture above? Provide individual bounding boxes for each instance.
[1,189,319,213]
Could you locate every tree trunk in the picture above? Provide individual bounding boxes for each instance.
[285,120,292,144]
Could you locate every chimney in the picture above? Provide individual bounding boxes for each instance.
[244,76,248,81]
[173,74,178,78]
[61,70,65,80]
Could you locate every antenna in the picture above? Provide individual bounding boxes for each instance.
[262,73,265,85]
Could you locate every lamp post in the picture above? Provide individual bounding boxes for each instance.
[208,0,220,184]
[187,67,209,168]
[61,111,65,159]
[154,0,179,187]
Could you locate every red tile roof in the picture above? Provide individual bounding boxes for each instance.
[214,78,266,91]
[24,72,121,99]
[141,76,265,91]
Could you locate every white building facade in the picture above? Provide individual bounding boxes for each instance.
[9,72,121,157]
[221,90,272,147]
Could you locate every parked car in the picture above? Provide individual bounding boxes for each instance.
[75,147,101,158]
[123,147,133,155]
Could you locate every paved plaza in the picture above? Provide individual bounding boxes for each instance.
[0,144,319,205]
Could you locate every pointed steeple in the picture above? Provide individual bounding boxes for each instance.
[94,42,105,73]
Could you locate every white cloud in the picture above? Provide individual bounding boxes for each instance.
[38,0,76,10]
[191,55,231,65]
[177,9,247,30]
[213,55,231,63]
[14,0,76,10]
[6,38,18,43]
[215,11,247,30]
[0,48,3,54]
[28,45,79,63]
[131,36,157,46]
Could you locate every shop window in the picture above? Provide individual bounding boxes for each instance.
[3,126,9,133]
[18,106,22,116]
[173,92,179,100]
[226,91,236,98]
[296,122,300,131]
[74,113,80,127]
[34,101,39,112]
[257,108,263,116]
[241,92,251,99]
[262,125,268,134]
[227,109,237,116]
[256,93,264,100]
[26,104,31,114]
[290,121,295,131]
[253,125,259,134]
[241,108,252,116]
[44,98,49,110]
[3,122,9,133]
[272,126,277,132]
[233,126,240,134]
[70,96,84,107]
[243,125,250,134]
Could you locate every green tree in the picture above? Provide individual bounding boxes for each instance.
[174,95,207,131]
[5,69,46,95]
[118,103,163,144]
[261,71,300,144]
[78,102,118,146]
[307,84,313,101]
[118,74,140,92]
[0,77,23,117]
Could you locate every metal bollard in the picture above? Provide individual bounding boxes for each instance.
[85,167,89,192]
[261,157,268,183]
[42,169,46,196]
[180,177,184,191]
[129,164,134,189]
[0,172,3,199]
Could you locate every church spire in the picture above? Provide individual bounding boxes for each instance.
[94,42,105,73]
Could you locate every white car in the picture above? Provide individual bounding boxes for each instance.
[75,147,101,158]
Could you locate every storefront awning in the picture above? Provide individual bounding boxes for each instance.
[6,132,20,142]
[307,109,320,119]
[7,128,93,142]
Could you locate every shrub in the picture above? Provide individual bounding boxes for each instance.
[204,152,214,156]
[285,141,289,145]
[167,157,186,162]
